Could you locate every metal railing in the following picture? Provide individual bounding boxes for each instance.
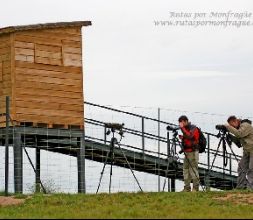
[84,101,241,178]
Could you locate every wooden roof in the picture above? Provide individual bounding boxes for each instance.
[0,21,92,36]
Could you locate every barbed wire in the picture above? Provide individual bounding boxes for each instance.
[94,102,253,119]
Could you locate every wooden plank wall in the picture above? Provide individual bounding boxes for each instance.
[13,27,84,127]
[0,34,12,126]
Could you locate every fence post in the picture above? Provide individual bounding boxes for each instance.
[14,131,23,194]
[206,134,210,191]
[141,117,145,156]
[167,131,171,192]
[104,125,107,145]
[158,108,160,192]
[167,131,171,156]
[171,130,176,192]
[35,136,41,193]
[5,96,10,196]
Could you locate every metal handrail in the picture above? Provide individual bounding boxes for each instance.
[84,101,242,178]
[85,118,168,142]
[84,101,218,137]
[84,118,241,160]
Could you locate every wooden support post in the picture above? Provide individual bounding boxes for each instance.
[77,135,86,193]
[14,132,23,194]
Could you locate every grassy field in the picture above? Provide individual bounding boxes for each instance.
[0,191,252,219]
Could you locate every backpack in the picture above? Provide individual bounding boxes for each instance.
[241,119,252,125]
[197,127,207,153]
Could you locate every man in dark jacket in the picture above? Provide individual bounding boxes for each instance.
[178,115,200,192]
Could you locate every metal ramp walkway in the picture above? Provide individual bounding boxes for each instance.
[18,132,237,191]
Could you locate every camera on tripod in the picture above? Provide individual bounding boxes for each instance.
[215,124,242,148]
[166,125,180,132]
[105,123,125,136]
[97,121,143,194]
[215,124,227,132]
[166,124,184,154]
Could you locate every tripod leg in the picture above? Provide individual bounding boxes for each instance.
[162,158,170,192]
[118,144,143,192]
[96,150,110,194]
[162,142,175,192]
[210,138,222,170]
[223,139,228,168]
[109,146,114,194]
[162,159,170,192]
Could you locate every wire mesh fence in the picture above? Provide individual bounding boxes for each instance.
[0,97,245,195]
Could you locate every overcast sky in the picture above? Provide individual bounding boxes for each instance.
[1,0,253,118]
[0,0,250,193]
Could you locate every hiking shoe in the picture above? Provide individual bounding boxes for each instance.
[192,188,199,192]
[192,185,199,192]
[181,187,191,192]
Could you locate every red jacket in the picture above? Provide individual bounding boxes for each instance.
[180,124,200,152]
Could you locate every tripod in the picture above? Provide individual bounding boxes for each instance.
[162,130,179,192]
[210,130,230,170]
[96,125,143,194]
[210,129,249,188]
[163,129,205,192]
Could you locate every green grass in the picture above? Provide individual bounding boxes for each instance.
[0,191,253,219]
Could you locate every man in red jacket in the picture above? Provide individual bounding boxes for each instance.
[178,115,200,192]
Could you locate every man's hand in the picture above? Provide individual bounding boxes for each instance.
[224,124,230,129]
